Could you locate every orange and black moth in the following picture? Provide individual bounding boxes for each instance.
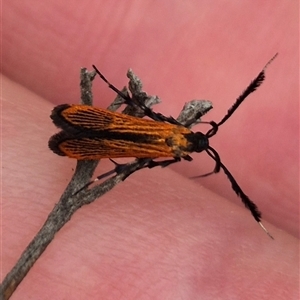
[49,104,209,160]
[49,55,277,238]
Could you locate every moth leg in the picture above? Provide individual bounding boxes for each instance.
[92,65,181,125]
[190,147,221,179]
[148,157,180,168]
[94,159,136,180]
[136,106,180,125]
[96,159,151,181]
[73,166,117,195]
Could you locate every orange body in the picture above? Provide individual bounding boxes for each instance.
[49,104,198,160]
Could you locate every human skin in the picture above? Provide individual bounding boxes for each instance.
[2,1,299,299]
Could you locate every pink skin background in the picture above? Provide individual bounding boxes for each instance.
[2,1,299,299]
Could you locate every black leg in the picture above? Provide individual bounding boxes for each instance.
[92,65,181,125]
[147,157,182,168]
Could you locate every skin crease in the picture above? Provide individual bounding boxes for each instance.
[2,1,299,300]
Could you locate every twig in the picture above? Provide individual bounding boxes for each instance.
[0,68,212,300]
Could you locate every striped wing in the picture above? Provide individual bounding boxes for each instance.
[49,104,193,159]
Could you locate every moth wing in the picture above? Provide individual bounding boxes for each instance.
[48,131,174,160]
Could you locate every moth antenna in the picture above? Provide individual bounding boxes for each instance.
[216,54,278,131]
[259,222,274,239]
